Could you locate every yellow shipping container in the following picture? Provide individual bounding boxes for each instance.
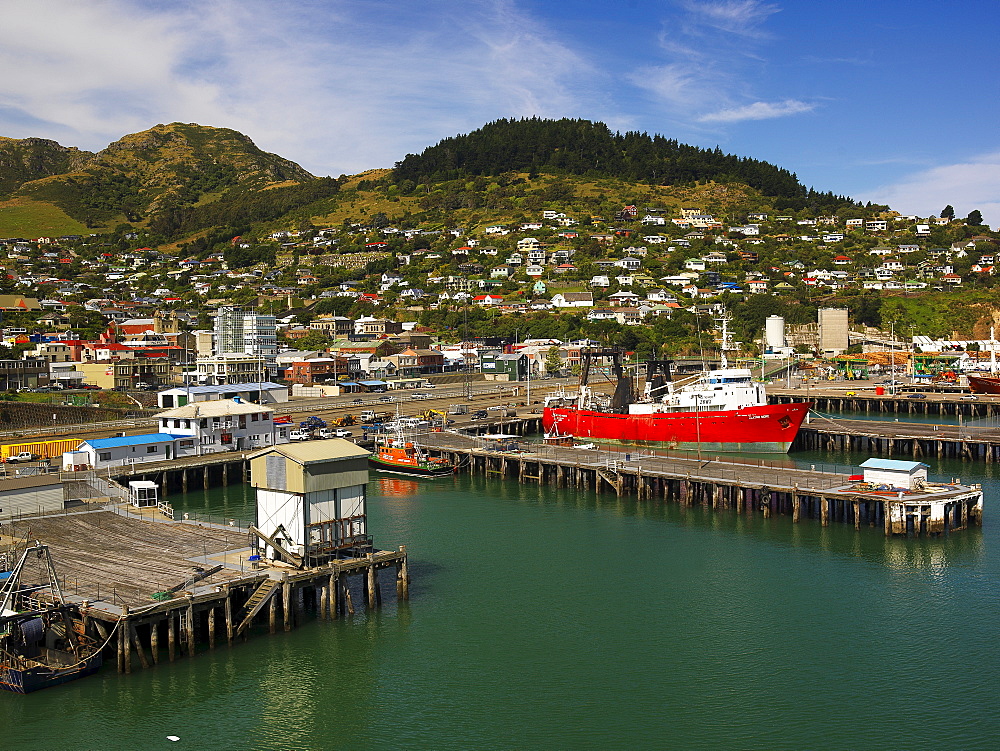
[1,438,83,460]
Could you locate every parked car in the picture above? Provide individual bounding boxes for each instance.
[960,394,979,401]
[379,395,393,402]
[412,393,431,400]
[906,393,926,399]
[333,428,353,438]
[471,410,488,419]
[289,430,311,441]
[352,398,364,404]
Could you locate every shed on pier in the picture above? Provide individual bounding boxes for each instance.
[859,458,928,490]
[248,441,372,564]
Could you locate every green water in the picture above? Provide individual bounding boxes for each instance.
[3,447,998,750]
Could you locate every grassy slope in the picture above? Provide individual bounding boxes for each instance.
[0,197,97,236]
[308,171,762,230]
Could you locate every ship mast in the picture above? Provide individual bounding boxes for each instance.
[714,313,733,369]
[991,326,996,375]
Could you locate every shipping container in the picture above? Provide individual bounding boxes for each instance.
[1,438,82,460]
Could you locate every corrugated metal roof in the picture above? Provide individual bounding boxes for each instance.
[83,433,183,449]
[859,459,928,471]
[156,400,274,419]
[0,475,64,491]
[248,440,370,465]
[160,382,285,395]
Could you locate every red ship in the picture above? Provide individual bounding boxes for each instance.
[543,352,810,454]
[967,374,1000,395]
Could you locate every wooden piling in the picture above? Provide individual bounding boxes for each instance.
[167,612,176,662]
[122,604,131,674]
[224,586,234,645]
[130,624,150,669]
[282,578,292,632]
[366,554,377,609]
[150,619,160,664]
[185,597,195,656]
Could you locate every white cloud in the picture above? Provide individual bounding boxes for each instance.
[0,0,604,176]
[867,152,1000,227]
[698,99,814,123]
[679,0,780,37]
[631,1,811,125]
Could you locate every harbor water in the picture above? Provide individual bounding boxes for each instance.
[2,444,998,750]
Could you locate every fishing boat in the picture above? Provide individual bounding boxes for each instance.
[1,544,103,693]
[369,433,456,477]
[542,348,810,454]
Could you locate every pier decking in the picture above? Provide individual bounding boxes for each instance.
[2,503,408,676]
[420,432,983,537]
[794,414,1000,461]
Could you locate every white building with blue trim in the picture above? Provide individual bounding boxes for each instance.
[66,397,290,470]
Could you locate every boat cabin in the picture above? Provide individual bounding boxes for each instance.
[481,434,521,452]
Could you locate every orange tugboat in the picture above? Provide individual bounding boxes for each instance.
[369,434,456,477]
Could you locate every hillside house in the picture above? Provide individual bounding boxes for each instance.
[551,292,594,308]
[473,294,504,306]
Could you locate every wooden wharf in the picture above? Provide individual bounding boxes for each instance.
[2,504,409,676]
[420,431,983,538]
[794,413,1000,462]
[769,388,998,418]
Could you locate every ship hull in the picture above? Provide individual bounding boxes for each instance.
[967,375,1000,395]
[369,456,455,477]
[543,402,810,453]
[0,652,103,694]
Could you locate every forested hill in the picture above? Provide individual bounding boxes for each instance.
[393,118,854,212]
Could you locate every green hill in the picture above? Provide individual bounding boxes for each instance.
[392,117,855,213]
[2,123,320,232]
[0,137,94,195]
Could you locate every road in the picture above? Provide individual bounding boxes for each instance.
[0,378,582,448]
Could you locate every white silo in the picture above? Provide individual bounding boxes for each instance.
[765,315,786,350]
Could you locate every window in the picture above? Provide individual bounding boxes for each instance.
[99,452,111,461]
[179,440,194,448]
[147,446,158,453]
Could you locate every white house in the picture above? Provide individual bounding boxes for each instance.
[551,292,594,308]
[155,398,287,453]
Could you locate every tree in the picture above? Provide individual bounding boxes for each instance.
[544,346,563,375]
[941,205,955,219]
[967,209,984,226]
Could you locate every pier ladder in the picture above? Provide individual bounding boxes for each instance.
[235,579,280,635]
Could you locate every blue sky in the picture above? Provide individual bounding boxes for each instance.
[1,0,998,222]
